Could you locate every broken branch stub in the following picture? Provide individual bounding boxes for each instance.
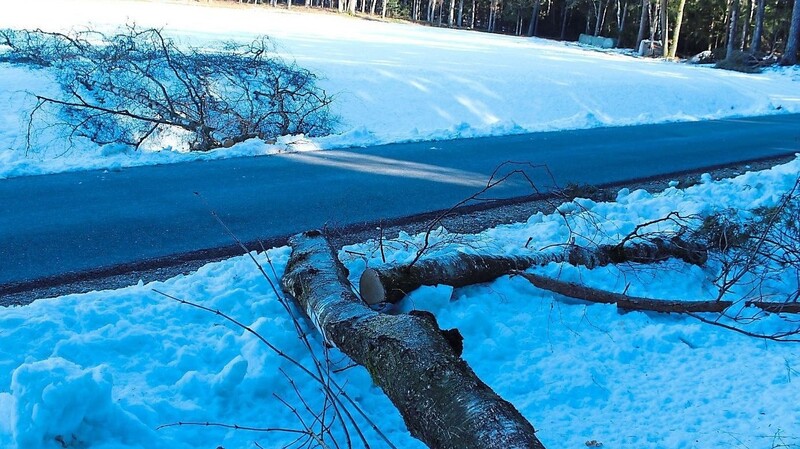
[281,230,545,449]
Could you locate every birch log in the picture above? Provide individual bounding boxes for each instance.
[360,237,706,304]
[281,230,545,449]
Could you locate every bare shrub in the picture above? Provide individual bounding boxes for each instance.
[694,179,800,306]
[1,26,335,152]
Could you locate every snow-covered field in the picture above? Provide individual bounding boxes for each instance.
[0,0,799,178]
[2,156,800,449]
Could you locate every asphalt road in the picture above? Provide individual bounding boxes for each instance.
[1,114,799,291]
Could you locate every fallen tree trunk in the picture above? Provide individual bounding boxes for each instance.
[514,271,733,313]
[281,230,545,449]
[361,237,706,304]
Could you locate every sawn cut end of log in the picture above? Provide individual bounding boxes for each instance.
[281,230,545,449]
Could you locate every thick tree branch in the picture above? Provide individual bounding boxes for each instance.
[35,94,183,128]
[282,230,545,449]
[360,237,706,305]
[513,271,733,313]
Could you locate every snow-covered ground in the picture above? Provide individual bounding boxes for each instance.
[1,0,799,178]
[2,156,799,449]
[2,2,800,447]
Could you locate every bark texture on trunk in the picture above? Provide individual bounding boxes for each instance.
[668,0,687,58]
[726,0,740,59]
[360,237,706,305]
[783,0,800,65]
[528,0,541,36]
[515,272,733,313]
[749,0,765,52]
[282,231,546,449]
[660,0,669,57]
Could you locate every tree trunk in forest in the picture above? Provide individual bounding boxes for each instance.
[597,0,610,35]
[458,0,464,25]
[471,0,477,28]
[726,0,740,59]
[382,0,388,17]
[528,0,541,35]
[281,231,546,449]
[592,0,601,35]
[649,1,658,44]
[586,9,593,33]
[720,0,731,49]
[588,2,595,33]
[660,0,669,56]
[750,0,765,52]
[668,0,687,57]
[741,0,754,50]
[560,4,570,39]
[360,238,706,305]
[493,0,498,31]
[449,0,456,24]
[488,0,497,31]
[617,0,628,46]
[349,0,357,14]
[783,0,800,65]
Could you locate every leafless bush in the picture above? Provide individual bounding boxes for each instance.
[1,26,335,152]
[694,177,800,306]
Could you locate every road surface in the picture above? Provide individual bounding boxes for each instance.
[1,114,799,292]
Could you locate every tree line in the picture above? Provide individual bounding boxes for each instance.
[229,0,800,64]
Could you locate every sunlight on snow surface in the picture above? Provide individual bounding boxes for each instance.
[1,157,800,448]
[0,0,799,177]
